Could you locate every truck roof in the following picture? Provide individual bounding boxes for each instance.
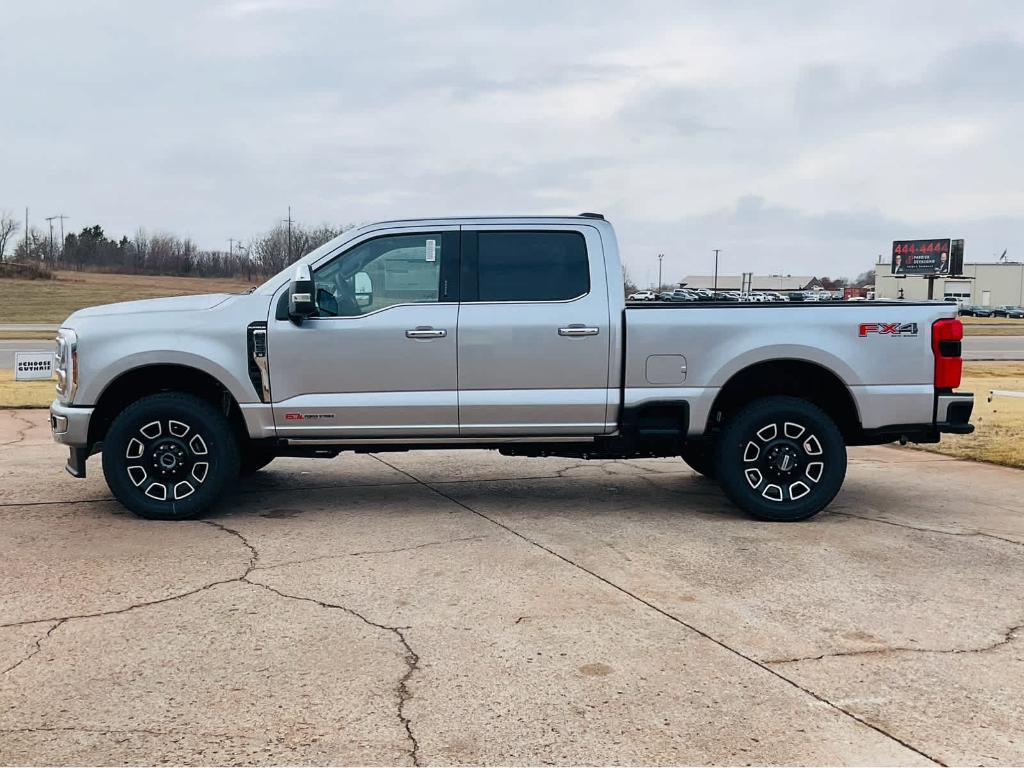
[366,213,607,227]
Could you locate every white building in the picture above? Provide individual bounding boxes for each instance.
[874,259,1024,306]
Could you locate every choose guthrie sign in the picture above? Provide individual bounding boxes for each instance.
[14,352,54,381]
[891,238,964,276]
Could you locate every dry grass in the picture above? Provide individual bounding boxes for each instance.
[0,331,55,340]
[0,270,258,324]
[963,324,1024,336]
[0,369,54,409]
[961,315,1024,335]
[920,362,1024,468]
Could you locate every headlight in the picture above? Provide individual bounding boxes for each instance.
[55,329,78,403]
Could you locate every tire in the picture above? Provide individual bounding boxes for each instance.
[102,392,240,520]
[240,447,276,476]
[681,441,717,479]
[715,396,846,522]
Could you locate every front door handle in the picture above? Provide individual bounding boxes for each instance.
[406,327,447,339]
[558,325,600,337]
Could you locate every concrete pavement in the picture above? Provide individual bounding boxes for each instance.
[1,409,1022,765]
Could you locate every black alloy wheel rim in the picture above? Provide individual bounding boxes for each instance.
[124,419,210,501]
[740,420,825,503]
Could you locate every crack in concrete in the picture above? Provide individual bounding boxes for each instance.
[0,411,36,449]
[0,619,65,676]
[834,510,1024,548]
[198,519,423,766]
[1,518,424,765]
[244,580,421,766]
[0,725,261,740]
[764,623,1024,665]
[369,453,947,767]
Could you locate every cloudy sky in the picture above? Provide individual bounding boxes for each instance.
[3,1,1023,283]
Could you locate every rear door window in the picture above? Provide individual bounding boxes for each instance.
[471,231,589,302]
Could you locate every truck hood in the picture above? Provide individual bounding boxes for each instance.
[64,293,236,324]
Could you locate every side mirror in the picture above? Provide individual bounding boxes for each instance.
[354,271,373,308]
[288,263,316,324]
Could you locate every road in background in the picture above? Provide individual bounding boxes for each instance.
[963,335,1024,360]
[0,340,54,369]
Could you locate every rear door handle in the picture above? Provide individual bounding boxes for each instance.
[406,327,447,339]
[558,325,600,337]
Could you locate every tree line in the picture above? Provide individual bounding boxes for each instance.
[0,210,351,280]
[1,209,876,288]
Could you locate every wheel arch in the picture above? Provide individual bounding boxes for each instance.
[707,359,862,440]
[88,363,247,447]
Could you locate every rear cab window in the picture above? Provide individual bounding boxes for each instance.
[462,231,589,302]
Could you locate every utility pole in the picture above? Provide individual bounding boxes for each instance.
[45,216,57,261]
[55,214,68,257]
[657,253,663,290]
[228,237,236,260]
[713,249,721,293]
[24,207,28,257]
[282,205,294,264]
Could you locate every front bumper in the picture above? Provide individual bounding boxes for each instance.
[50,400,94,478]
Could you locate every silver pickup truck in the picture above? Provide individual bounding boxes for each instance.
[49,214,973,522]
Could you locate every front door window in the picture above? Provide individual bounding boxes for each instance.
[313,233,444,317]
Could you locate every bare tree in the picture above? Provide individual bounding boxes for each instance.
[0,211,20,261]
[622,265,639,297]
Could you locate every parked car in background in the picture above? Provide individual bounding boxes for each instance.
[972,306,996,318]
[628,290,657,301]
[658,291,675,301]
[958,305,976,316]
[666,289,699,302]
[993,305,1024,318]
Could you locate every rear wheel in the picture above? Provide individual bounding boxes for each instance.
[102,392,240,520]
[715,396,846,522]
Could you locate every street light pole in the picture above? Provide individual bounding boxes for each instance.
[713,249,721,293]
[657,253,663,290]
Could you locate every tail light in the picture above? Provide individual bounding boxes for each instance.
[932,318,963,390]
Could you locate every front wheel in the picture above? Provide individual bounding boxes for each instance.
[715,396,846,522]
[102,392,240,520]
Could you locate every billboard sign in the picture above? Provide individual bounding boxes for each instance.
[891,238,959,275]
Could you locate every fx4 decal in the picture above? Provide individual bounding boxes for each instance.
[859,322,918,337]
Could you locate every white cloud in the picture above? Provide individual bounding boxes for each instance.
[2,0,1023,278]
